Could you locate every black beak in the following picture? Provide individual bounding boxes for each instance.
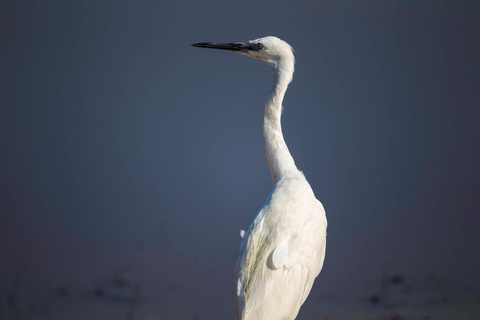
[191,41,248,52]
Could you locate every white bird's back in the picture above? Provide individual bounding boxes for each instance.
[236,173,326,319]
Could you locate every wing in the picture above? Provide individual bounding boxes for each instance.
[236,199,327,320]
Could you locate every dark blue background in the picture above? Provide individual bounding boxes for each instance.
[1,1,479,319]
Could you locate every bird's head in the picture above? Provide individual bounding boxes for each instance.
[192,36,295,72]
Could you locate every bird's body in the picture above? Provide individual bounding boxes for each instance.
[192,36,327,320]
[236,173,326,320]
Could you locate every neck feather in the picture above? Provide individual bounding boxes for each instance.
[263,59,298,184]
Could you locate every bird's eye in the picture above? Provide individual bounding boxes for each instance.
[256,43,263,50]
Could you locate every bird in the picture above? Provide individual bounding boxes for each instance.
[192,36,327,320]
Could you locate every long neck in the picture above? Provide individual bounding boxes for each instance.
[263,61,298,184]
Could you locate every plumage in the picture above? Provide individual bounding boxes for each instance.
[192,36,327,320]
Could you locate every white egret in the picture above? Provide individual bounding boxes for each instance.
[192,36,327,320]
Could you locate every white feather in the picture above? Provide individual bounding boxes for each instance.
[272,240,288,269]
